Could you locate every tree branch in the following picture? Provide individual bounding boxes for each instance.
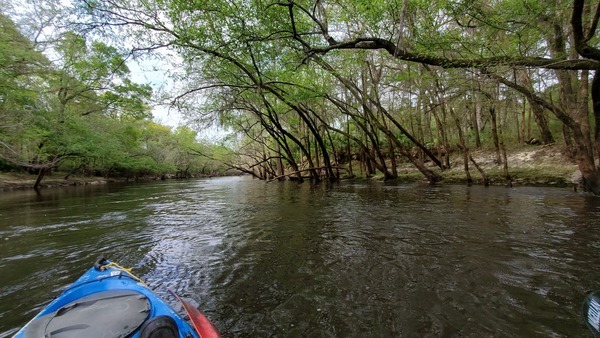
[572,0,600,60]
[305,37,599,70]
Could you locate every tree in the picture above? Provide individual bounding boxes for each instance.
[0,12,49,168]
[1,11,159,187]
[279,0,600,193]
[75,0,600,193]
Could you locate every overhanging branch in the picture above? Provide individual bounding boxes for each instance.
[306,37,599,70]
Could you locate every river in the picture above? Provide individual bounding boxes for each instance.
[0,177,599,337]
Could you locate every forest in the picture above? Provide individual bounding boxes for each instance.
[0,11,233,188]
[1,0,599,194]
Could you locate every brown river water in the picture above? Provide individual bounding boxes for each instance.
[0,176,599,337]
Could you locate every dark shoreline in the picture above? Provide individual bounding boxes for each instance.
[0,169,578,192]
[0,173,213,191]
[0,146,581,192]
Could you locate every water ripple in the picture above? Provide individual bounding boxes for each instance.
[1,179,599,337]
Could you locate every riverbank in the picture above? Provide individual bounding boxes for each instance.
[352,144,580,188]
[0,171,242,191]
[0,145,580,191]
[0,172,122,191]
[442,144,579,187]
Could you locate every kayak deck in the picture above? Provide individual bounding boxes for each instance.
[21,290,150,338]
[13,259,201,338]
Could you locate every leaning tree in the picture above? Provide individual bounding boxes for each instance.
[275,0,600,194]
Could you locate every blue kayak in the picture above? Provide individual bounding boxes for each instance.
[13,258,220,338]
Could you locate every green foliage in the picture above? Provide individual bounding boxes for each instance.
[0,12,49,139]
[31,0,587,183]
[0,11,234,181]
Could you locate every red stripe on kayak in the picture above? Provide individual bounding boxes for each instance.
[169,290,221,338]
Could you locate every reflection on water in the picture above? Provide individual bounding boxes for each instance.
[1,177,599,337]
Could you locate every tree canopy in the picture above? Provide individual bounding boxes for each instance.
[2,0,600,193]
[0,10,233,188]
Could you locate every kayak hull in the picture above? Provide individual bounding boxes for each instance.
[13,260,199,338]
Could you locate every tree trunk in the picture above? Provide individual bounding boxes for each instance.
[33,168,47,190]
[522,71,555,144]
[562,124,576,160]
[276,144,285,180]
[469,155,489,186]
[577,70,594,160]
[498,107,512,186]
[516,100,522,144]
[346,119,354,177]
[530,102,555,144]
[450,108,473,185]
[324,122,388,177]
[581,70,600,194]
[324,125,340,180]
[373,120,442,183]
[520,101,526,144]
[430,102,449,169]
[379,108,398,177]
[474,98,483,148]
[591,69,600,166]
[489,107,502,164]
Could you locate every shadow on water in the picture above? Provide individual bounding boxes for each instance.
[0,177,599,337]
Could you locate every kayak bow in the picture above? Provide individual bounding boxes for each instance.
[13,257,219,338]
